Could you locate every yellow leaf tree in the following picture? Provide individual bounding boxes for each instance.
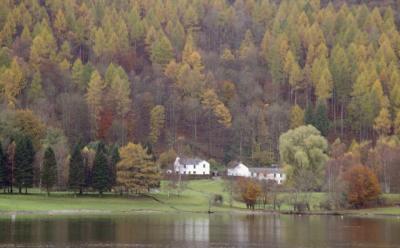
[117,143,160,194]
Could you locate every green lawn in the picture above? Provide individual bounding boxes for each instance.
[0,179,243,214]
[0,180,399,216]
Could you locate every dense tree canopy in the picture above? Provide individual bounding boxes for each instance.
[0,0,400,170]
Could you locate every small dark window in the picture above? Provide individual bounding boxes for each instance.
[203,164,205,168]
[184,165,186,169]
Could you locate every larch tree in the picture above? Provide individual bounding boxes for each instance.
[150,33,174,67]
[54,9,68,41]
[373,107,392,136]
[290,105,305,129]
[27,71,45,103]
[149,105,166,145]
[0,57,25,107]
[201,88,232,128]
[71,58,86,91]
[127,7,145,48]
[86,70,106,138]
[117,143,160,194]
[29,21,57,69]
[315,67,333,102]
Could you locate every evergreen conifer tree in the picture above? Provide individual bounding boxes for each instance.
[92,142,109,195]
[41,146,57,195]
[14,136,35,194]
[68,143,85,195]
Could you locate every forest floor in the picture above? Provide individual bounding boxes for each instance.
[0,180,399,217]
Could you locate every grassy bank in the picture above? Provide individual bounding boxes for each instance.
[0,179,399,216]
[0,179,243,214]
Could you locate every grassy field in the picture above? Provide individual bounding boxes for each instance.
[0,179,243,213]
[0,179,399,216]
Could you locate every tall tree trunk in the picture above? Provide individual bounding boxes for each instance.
[340,104,344,137]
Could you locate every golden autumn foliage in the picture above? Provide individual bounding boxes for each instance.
[345,165,381,208]
[117,143,160,193]
[238,178,261,209]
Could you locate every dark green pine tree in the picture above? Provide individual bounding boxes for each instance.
[313,102,330,136]
[304,104,314,126]
[41,147,57,195]
[0,141,6,192]
[109,145,120,190]
[68,143,85,195]
[92,142,109,195]
[14,136,35,194]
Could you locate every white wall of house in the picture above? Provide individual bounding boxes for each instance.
[251,172,286,184]
[174,157,210,175]
[227,163,251,177]
[227,163,286,184]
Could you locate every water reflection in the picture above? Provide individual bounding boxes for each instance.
[0,213,399,247]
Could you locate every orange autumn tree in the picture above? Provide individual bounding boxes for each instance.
[345,165,381,208]
[238,178,261,209]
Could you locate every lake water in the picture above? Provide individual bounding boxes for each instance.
[0,213,400,247]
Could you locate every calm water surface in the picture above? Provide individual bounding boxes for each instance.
[0,213,400,247]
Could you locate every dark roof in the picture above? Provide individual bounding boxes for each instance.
[227,161,242,168]
[248,167,283,174]
[178,157,204,165]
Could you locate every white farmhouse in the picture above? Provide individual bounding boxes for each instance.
[174,157,210,175]
[227,162,286,184]
[248,166,286,185]
[227,161,251,177]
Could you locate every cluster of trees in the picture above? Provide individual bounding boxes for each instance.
[2,0,400,167]
[279,125,383,209]
[233,125,386,211]
[0,131,160,195]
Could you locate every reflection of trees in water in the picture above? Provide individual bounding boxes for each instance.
[1,214,400,246]
[173,215,209,242]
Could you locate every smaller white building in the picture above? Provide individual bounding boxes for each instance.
[174,157,210,175]
[227,162,286,184]
[248,167,286,185]
[227,162,251,177]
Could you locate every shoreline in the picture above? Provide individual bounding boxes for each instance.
[1,207,399,218]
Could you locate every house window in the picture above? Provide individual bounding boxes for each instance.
[203,172,205,175]
[184,165,186,169]
[274,173,276,178]
[203,164,205,168]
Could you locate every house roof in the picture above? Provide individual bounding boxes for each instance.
[227,161,244,168]
[248,167,283,174]
[177,157,204,165]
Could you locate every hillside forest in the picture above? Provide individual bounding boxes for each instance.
[0,0,400,193]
